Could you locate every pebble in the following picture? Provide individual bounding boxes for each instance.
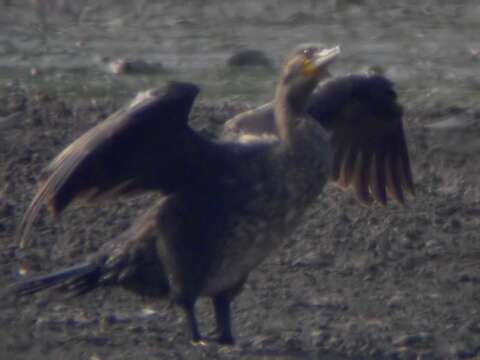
[387,293,406,308]
[30,67,40,76]
[291,251,332,268]
[307,294,348,310]
[425,240,443,257]
[442,218,462,233]
[250,334,276,347]
[128,325,145,334]
[458,272,480,283]
[393,332,433,348]
[108,58,165,75]
[467,321,480,334]
[135,306,156,317]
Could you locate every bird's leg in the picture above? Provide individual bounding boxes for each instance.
[179,299,203,344]
[211,276,247,345]
[212,293,234,345]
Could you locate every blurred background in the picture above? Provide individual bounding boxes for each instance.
[0,0,479,106]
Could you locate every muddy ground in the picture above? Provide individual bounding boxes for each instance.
[0,84,480,360]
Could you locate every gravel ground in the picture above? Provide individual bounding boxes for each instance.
[1,86,480,359]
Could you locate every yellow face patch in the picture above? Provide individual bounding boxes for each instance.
[302,58,320,78]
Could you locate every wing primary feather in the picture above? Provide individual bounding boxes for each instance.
[352,147,373,205]
[369,147,387,206]
[18,109,125,248]
[385,141,405,205]
[18,148,87,248]
[330,135,348,182]
[310,74,414,205]
[397,133,415,197]
[338,142,358,188]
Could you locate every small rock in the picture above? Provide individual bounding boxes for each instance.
[442,218,462,233]
[387,293,406,308]
[108,58,164,75]
[250,334,276,347]
[468,321,480,334]
[128,324,145,334]
[425,240,443,257]
[227,49,274,69]
[363,64,386,76]
[140,306,157,316]
[31,67,40,76]
[458,272,480,283]
[291,251,332,268]
[307,294,348,310]
[393,332,433,348]
[469,47,480,58]
[281,332,302,350]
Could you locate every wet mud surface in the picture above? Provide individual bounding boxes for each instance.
[0,84,480,360]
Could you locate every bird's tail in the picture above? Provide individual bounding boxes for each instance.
[7,261,103,298]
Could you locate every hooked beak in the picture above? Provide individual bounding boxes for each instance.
[303,46,341,79]
[313,46,341,68]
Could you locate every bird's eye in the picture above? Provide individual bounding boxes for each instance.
[303,47,315,59]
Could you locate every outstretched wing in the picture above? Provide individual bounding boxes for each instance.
[18,81,219,247]
[223,74,414,206]
[309,74,414,205]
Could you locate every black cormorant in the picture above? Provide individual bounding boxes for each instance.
[10,45,414,345]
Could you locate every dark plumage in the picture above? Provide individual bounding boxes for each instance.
[308,74,414,204]
[224,74,414,206]
[10,45,414,345]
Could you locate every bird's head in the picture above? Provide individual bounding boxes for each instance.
[279,44,340,111]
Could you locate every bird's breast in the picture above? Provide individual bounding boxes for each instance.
[201,177,322,295]
[201,128,330,295]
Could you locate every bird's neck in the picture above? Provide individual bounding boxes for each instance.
[274,81,314,149]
